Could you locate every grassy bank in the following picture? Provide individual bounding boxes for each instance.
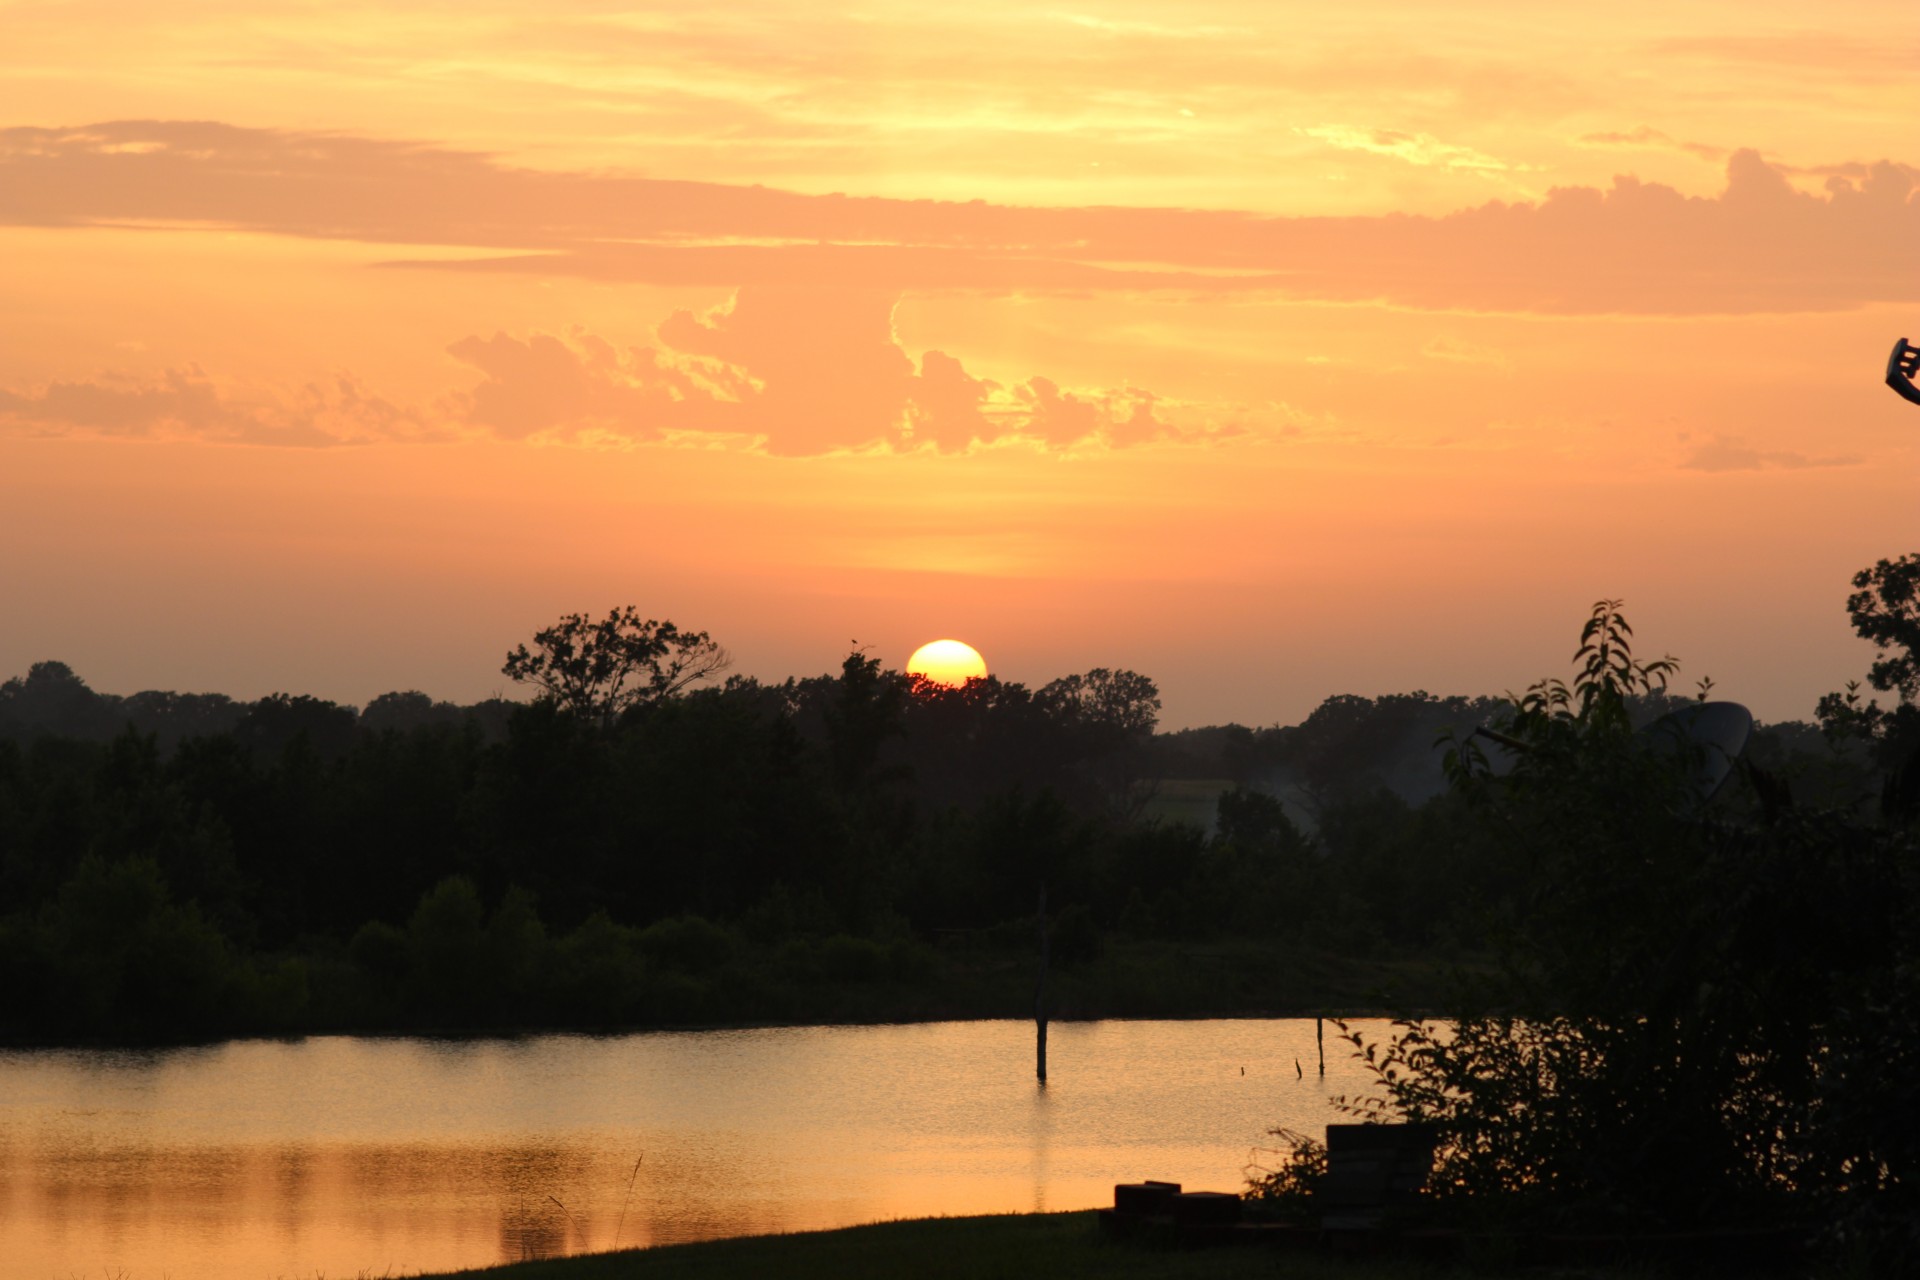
[419,1212,1454,1280]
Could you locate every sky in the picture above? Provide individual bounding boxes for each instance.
[3,0,1917,728]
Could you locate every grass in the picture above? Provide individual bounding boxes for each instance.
[416,1211,1455,1280]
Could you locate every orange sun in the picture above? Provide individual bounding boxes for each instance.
[906,639,988,687]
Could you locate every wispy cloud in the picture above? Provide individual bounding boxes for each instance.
[1575,125,1726,162]
[1649,31,1920,79]
[1678,434,1862,473]
[1048,11,1243,39]
[1420,336,1509,367]
[1296,125,1516,172]
[5,121,1914,316]
[0,366,428,447]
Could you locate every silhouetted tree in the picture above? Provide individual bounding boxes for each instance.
[1819,553,1920,811]
[233,693,358,762]
[822,649,911,796]
[119,689,244,748]
[360,690,462,734]
[1846,553,1920,702]
[1039,667,1161,819]
[0,660,115,740]
[502,608,729,726]
[1039,667,1161,739]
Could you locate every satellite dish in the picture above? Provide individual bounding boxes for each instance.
[1640,701,1752,803]
[1888,338,1920,406]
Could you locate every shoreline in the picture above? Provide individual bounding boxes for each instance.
[0,1004,1419,1055]
[408,1210,1660,1280]
[0,932,1470,1053]
[409,1211,1436,1280]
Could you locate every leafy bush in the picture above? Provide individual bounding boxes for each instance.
[403,876,490,1022]
[815,934,888,981]
[636,914,737,974]
[1243,1128,1328,1221]
[1338,602,1919,1240]
[1049,902,1103,966]
[19,856,243,1038]
[349,919,407,981]
[547,911,646,1022]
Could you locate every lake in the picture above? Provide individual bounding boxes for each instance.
[0,1018,1383,1279]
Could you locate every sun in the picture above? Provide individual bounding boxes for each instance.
[906,639,988,688]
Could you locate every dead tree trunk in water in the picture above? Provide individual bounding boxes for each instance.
[1035,881,1049,1083]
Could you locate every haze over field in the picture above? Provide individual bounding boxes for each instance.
[3,0,1916,724]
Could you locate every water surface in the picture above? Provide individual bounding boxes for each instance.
[0,1018,1381,1279]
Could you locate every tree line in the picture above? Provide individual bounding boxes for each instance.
[0,579,1910,1051]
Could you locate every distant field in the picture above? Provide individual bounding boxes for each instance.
[420,1211,1451,1280]
[1140,778,1234,833]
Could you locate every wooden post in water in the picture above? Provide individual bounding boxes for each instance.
[1316,1016,1325,1077]
[1035,881,1049,1083]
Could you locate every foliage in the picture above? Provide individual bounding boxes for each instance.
[1846,553,1920,703]
[0,647,1574,1041]
[0,854,303,1039]
[1339,598,1919,1249]
[1817,679,1892,750]
[1039,667,1162,740]
[1242,1128,1328,1221]
[1818,556,1920,834]
[822,648,910,795]
[1038,668,1162,820]
[235,693,360,761]
[0,592,1896,1087]
[502,607,730,725]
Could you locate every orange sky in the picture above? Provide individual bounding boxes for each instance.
[3,1,1917,726]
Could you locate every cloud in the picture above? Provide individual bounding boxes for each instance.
[1575,126,1726,162]
[1297,125,1516,172]
[378,242,1263,294]
[1105,387,1170,448]
[381,151,1920,316]
[1648,32,1920,79]
[0,366,426,446]
[1050,12,1243,39]
[439,287,1281,455]
[0,282,1277,456]
[1015,376,1104,448]
[442,330,747,443]
[441,292,921,455]
[5,121,1916,314]
[657,289,915,456]
[1678,434,1862,473]
[1421,336,1508,367]
[905,350,999,453]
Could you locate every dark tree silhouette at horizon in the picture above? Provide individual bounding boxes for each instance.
[502,607,730,726]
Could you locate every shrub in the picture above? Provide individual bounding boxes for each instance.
[547,911,645,1022]
[349,920,407,981]
[40,855,241,1037]
[1243,1128,1328,1222]
[1050,902,1103,966]
[1339,602,1918,1237]
[636,914,736,974]
[816,933,887,981]
[404,876,489,1023]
